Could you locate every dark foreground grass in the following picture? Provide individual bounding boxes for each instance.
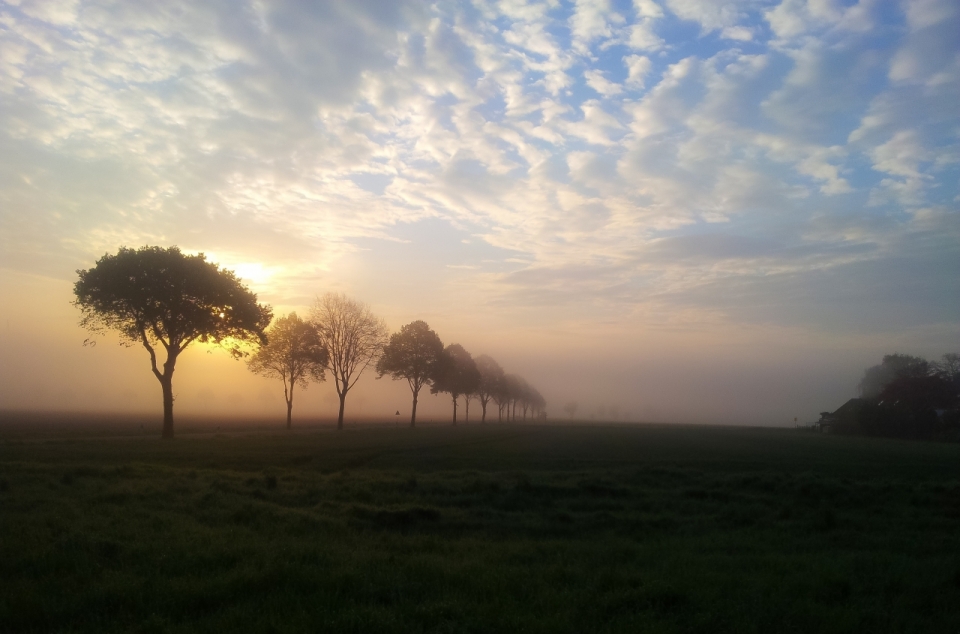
[1,422,959,633]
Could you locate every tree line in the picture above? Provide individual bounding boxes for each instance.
[73,246,545,438]
[829,352,960,439]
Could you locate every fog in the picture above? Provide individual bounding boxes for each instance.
[1,1,957,429]
[4,268,945,428]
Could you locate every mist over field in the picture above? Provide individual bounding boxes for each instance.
[0,0,958,426]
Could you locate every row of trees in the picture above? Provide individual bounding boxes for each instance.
[73,246,545,438]
[249,312,546,430]
[377,321,546,427]
[839,352,960,439]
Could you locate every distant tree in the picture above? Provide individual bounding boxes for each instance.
[563,401,578,419]
[863,373,957,438]
[529,388,546,420]
[247,312,327,429]
[503,374,525,422]
[859,353,930,398]
[377,320,444,427]
[933,353,960,386]
[73,246,272,438]
[474,354,504,423]
[311,293,388,430]
[492,379,510,423]
[431,344,481,425]
[847,352,960,439]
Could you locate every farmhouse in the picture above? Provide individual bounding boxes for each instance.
[817,398,866,432]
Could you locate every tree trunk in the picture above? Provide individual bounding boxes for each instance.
[160,374,174,439]
[465,397,470,422]
[337,392,346,430]
[481,400,487,423]
[286,398,293,430]
[411,392,418,428]
[452,394,458,425]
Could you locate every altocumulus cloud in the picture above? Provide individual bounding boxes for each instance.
[0,0,958,422]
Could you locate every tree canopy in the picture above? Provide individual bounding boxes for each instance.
[859,353,930,399]
[431,343,481,425]
[377,320,445,427]
[73,246,272,438]
[247,312,328,429]
[839,351,960,439]
[473,354,504,423]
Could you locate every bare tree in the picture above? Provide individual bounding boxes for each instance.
[247,312,327,429]
[311,293,388,430]
[934,353,960,384]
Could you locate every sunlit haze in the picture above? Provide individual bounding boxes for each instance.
[1,0,957,425]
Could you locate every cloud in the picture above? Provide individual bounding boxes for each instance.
[665,0,750,33]
[584,68,622,96]
[569,0,624,54]
[0,0,955,347]
[624,54,653,88]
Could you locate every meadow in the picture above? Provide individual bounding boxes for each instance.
[1,418,959,633]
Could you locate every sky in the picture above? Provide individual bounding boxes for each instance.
[0,0,958,426]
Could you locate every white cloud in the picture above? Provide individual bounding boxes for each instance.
[569,0,624,54]
[584,68,622,96]
[627,19,665,50]
[0,0,955,354]
[904,0,957,31]
[634,0,665,18]
[765,0,876,39]
[624,54,653,88]
[665,0,749,33]
[721,25,753,41]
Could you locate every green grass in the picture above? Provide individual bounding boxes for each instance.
[1,422,959,633]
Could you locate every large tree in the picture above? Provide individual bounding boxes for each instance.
[310,293,388,430]
[247,312,328,430]
[859,353,930,398]
[376,320,444,427]
[73,246,272,438]
[431,344,481,425]
[473,354,504,423]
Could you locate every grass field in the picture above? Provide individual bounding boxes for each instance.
[2,419,959,633]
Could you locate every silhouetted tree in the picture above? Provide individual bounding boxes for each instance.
[247,312,327,429]
[377,320,444,427]
[73,246,271,438]
[431,344,481,425]
[492,375,513,423]
[859,353,930,398]
[311,293,388,430]
[529,388,547,420]
[933,353,960,388]
[501,374,521,422]
[844,352,960,439]
[563,401,578,419]
[474,354,504,423]
[862,373,957,438]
